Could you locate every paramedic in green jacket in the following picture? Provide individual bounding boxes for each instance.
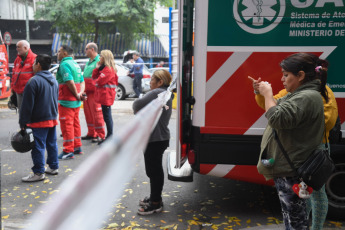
[256,53,326,230]
[56,45,85,160]
[81,43,105,143]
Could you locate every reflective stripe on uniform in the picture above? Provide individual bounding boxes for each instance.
[95,84,117,88]
[59,82,81,86]
[13,71,34,74]
[63,139,74,142]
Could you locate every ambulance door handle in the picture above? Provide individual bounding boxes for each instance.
[186,96,195,105]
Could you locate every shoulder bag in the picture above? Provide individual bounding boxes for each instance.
[273,129,335,191]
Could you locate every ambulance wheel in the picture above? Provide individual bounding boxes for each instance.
[326,162,345,220]
[116,84,126,100]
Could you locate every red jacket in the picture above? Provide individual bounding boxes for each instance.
[11,49,37,94]
[92,66,118,106]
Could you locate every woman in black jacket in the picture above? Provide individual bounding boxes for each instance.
[132,69,172,215]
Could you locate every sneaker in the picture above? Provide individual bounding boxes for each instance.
[137,201,163,215]
[58,152,74,160]
[81,135,94,140]
[139,197,163,207]
[45,167,58,175]
[92,137,103,143]
[22,173,45,182]
[128,93,137,98]
[97,138,106,145]
[74,147,84,155]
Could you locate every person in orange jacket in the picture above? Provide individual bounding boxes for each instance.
[92,50,118,144]
[56,45,86,159]
[81,43,106,143]
[11,40,37,111]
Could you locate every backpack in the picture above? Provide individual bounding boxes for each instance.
[329,116,342,144]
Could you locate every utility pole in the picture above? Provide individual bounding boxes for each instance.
[25,0,30,41]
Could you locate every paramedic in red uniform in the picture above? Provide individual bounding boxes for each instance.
[92,50,118,144]
[81,43,105,143]
[11,40,37,111]
[56,45,85,159]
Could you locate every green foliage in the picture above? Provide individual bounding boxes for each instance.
[35,0,172,49]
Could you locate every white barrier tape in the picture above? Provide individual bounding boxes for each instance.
[124,62,173,65]
[27,91,171,230]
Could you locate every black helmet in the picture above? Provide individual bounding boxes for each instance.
[11,128,35,153]
[8,93,18,111]
[7,100,17,111]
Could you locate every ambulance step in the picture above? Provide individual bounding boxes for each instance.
[167,151,193,182]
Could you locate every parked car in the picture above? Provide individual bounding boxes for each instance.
[148,67,169,73]
[116,63,151,100]
[48,59,151,101]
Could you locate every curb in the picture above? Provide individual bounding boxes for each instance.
[0,98,9,109]
[239,224,284,230]
[239,224,345,230]
[2,220,30,230]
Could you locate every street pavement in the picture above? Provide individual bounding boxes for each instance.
[1,98,344,230]
[0,98,136,230]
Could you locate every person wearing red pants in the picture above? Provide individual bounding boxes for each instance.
[56,45,86,160]
[81,43,105,143]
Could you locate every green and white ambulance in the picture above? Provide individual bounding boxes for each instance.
[169,0,345,218]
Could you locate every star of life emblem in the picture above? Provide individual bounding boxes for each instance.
[233,0,286,34]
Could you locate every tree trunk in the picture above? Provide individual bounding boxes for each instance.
[94,18,99,43]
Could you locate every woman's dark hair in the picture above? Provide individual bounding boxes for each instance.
[280,53,328,102]
[35,54,52,70]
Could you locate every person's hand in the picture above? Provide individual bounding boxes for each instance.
[258,81,273,98]
[80,93,87,101]
[248,76,262,93]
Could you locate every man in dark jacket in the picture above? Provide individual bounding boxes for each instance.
[19,54,59,182]
[128,52,144,97]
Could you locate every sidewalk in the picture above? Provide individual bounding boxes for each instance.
[0,97,134,112]
[0,97,9,109]
[113,99,134,113]
[1,98,176,117]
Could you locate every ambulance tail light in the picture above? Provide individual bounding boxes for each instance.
[181,143,187,159]
[188,149,195,164]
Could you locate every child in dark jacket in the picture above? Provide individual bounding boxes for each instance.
[19,54,59,182]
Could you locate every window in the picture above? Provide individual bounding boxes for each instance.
[162,17,169,23]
